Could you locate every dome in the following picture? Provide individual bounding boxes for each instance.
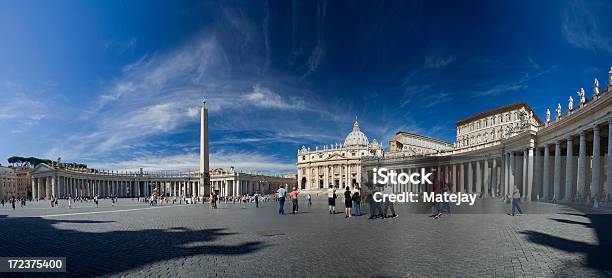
[344,120,369,147]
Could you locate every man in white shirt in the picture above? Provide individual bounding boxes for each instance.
[277,185,287,215]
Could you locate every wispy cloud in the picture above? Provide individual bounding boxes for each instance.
[561,0,612,53]
[424,54,455,69]
[471,65,553,97]
[0,81,48,134]
[88,150,295,174]
[244,84,305,109]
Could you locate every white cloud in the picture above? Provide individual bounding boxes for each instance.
[561,1,612,53]
[88,150,295,174]
[244,84,304,109]
[0,82,48,133]
[424,55,455,69]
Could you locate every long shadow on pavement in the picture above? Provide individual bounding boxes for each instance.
[0,215,265,277]
[519,212,612,274]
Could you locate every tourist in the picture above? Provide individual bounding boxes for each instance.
[344,186,352,218]
[352,186,361,216]
[290,187,300,214]
[68,195,72,209]
[277,185,286,215]
[11,196,16,210]
[511,185,523,216]
[328,185,336,214]
[381,185,397,218]
[1,199,4,207]
[94,195,99,208]
[255,194,259,208]
[307,193,312,207]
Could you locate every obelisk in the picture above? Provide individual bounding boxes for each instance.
[200,97,210,196]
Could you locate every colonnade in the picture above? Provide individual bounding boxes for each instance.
[530,120,612,202]
[381,157,503,197]
[31,173,201,200]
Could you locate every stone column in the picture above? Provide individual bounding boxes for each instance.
[565,136,574,201]
[467,162,473,193]
[483,160,489,197]
[590,125,602,199]
[526,147,534,201]
[459,163,465,193]
[554,141,562,200]
[534,147,541,200]
[492,159,497,196]
[475,160,482,194]
[543,144,550,200]
[608,120,612,198]
[32,178,37,200]
[504,153,510,197]
[522,149,528,198]
[451,164,457,193]
[577,131,587,201]
[500,153,506,197]
[509,152,515,195]
[51,176,56,198]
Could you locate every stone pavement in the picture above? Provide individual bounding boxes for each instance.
[0,197,611,277]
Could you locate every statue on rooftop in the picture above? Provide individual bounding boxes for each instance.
[546,108,551,124]
[556,103,562,120]
[577,88,586,106]
[593,78,600,98]
[568,96,573,111]
[608,67,612,89]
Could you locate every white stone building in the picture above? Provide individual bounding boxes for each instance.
[362,66,612,204]
[455,103,543,151]
[210,168,296,196]
[296,120,384,190]
[388,131,454,156]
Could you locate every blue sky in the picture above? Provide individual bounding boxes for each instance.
[1,0,612,174]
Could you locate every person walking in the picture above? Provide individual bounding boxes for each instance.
[344,186,353,218]
[11,197,16,210]
[381,185,398,218]
[277,185,287,215]
[511,185,523,216]
[327,185,336,214]
[307,193,312,208]
[352,186,361,216]
[290,187,300,214]
[255,194,259,208]
[68,195,72,209]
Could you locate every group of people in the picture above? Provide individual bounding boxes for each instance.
[326,186,362,218]
[1,196,23,210]
[273,184,398,219]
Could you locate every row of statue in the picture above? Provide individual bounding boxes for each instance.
[545,67,612,124]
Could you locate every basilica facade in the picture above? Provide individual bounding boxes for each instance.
[296,120,384,190]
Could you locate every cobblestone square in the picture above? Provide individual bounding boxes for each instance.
[1,197,611,277]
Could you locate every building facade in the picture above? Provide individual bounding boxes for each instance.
[388,131,454,156]
[297,120,384,190]
[362,67,612,204]
[455,103,542,150]
[210,168,296,196]
[0,167,17,200]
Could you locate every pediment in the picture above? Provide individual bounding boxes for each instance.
[32,163,55,175]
